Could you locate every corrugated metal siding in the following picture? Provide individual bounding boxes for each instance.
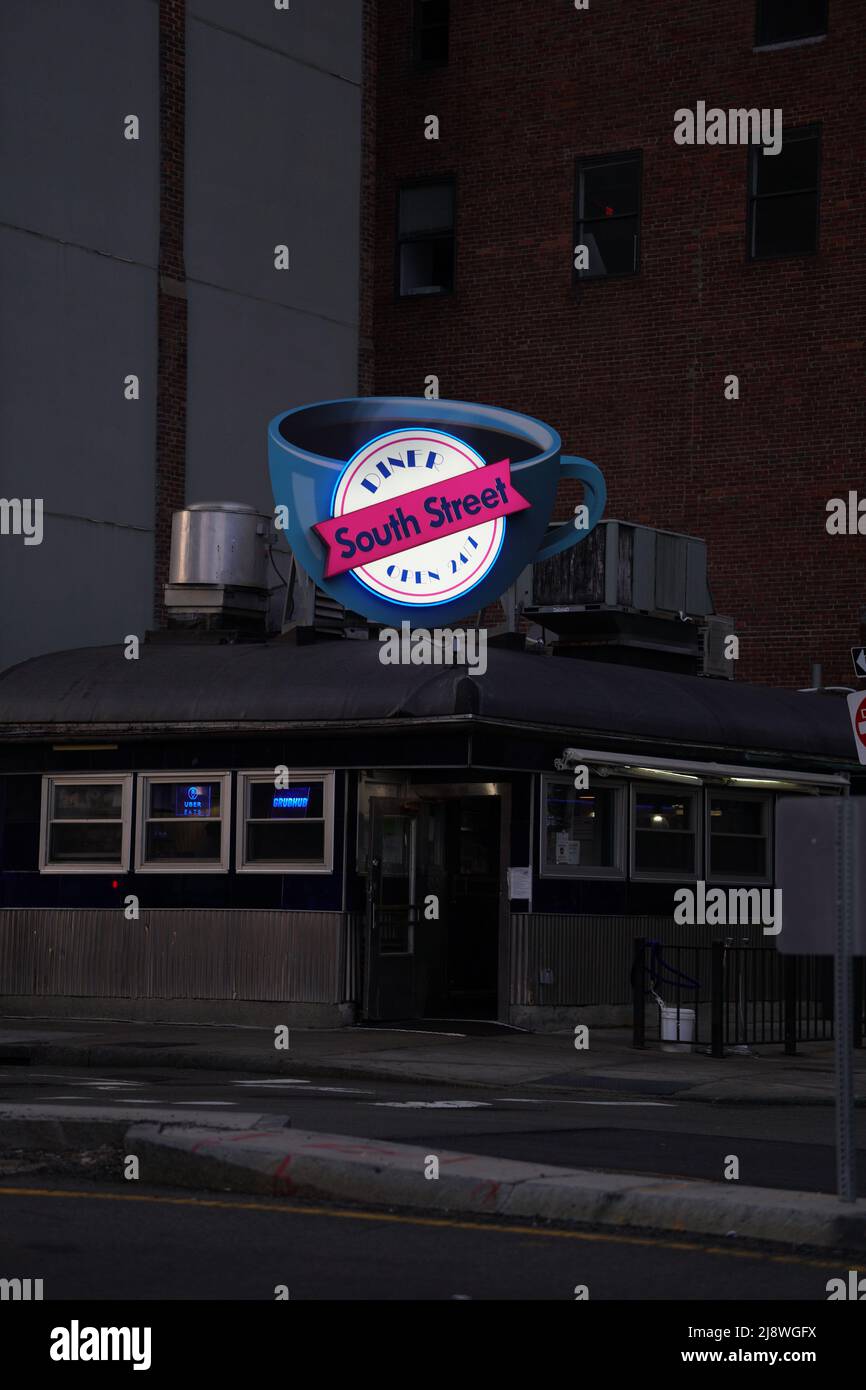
[509,914,765,1006]
[0,909,346,1003]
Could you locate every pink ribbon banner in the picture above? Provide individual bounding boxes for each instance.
[313,458,530,579]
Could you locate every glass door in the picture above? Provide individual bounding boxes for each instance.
[364,798,419,1019]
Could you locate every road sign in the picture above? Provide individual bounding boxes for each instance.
[852,647,866,678]
[775,797,866,954]
[847,690,866,765]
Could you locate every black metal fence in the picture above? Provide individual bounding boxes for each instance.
[632,937,866,1055]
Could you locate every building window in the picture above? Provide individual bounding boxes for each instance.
[756,0,828,46]
[574,152,641,280]
[540,776,625,877]
[397,180,455,296]
[413,0,449,67]
[708,793,771,881]
[136,774,230,873]
[237,771,334,873]
[40,775,132,873]
[749,125,820,259]
[631,785,700,878]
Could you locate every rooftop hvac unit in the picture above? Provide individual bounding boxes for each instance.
[281,555,366,636]
[528,520,714,617]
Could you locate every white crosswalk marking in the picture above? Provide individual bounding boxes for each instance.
[496,1098,675,1107]
[232,1079,310,1087]
[371,1100,490,1109]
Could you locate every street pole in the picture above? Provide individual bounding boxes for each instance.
[835,800,856,1203]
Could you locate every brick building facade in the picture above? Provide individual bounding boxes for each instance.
[362,0,866,687]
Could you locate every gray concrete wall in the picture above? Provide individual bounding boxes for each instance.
[0,0,362,671]
[184,2,362,517]
[0,0,159,672]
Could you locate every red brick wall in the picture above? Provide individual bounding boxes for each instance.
[154,0,188,625]
[367,0,866,686]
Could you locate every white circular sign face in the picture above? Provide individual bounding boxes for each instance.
[332,427,505,608]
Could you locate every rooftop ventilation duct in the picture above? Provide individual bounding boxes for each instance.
[164,502,276,634]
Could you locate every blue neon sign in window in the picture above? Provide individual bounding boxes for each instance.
[174,783,213,817]
[272,786,311,813]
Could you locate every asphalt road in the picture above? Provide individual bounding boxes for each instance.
[0,1177,851,1301]
[1,1064,865,1195]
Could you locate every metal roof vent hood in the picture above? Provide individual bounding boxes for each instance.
[163,502,276,636]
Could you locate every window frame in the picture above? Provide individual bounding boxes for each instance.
[538,773,627,880]
[747,123,821,262]
[629,782,703,882]
[395,175,456,300]
[412,0,450,70]
[236,769,335,874]
[39,773,133,874]
[573,149,643,285]
[754,0,828,48]
[705,788,773,886]
[135,772,231,875]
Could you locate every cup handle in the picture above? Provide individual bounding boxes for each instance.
[533,455,606,563]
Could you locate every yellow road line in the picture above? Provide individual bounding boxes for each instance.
[0,1184,856,1271]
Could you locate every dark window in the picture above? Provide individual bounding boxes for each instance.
[574,153,641,280]
[543,780,620,872]
[756,0,828,46]
[397,181,454,296]
[140,777,225,866]
[749,126,819,259]
[146,821,222,861]
[43,778,128,868]
[241,775,332,869]
[51,823,123,863]
[633,789,698,875]
[413,0,449,67]
[709,795,770,879]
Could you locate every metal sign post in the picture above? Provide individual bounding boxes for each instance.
[835,800,856,1202]
[775,797,865,1204]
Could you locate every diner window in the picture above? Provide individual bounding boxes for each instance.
[631,785,700,878]
[413,0,449,67]
[708,793,771,881]
[749,125,820,259]
[541,776,624,877]
[574,152,641,281]
[40,774,132,872]
[136,774,230,872]
[237,772,334,873]
[756,0,828,47]
[397,180,455,296]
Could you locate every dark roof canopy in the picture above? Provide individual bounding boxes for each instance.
[0,640,855,769]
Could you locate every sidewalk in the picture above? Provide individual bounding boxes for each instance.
[1,1014,863,1104]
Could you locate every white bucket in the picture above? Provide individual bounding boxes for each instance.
[660,1006,695,1044]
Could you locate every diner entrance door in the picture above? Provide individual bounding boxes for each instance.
[363,784,504,1022]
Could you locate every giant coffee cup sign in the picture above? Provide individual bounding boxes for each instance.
[267,397,606,626]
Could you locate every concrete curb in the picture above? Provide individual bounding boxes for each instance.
[127,1122,866,1251]
[0,1105,281,1151]
[19,1041,866,1105]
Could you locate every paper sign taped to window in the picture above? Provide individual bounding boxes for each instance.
[555,833,580,865]
[507,866,531,899]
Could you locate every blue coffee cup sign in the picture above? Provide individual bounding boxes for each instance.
[267,397,606,627]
